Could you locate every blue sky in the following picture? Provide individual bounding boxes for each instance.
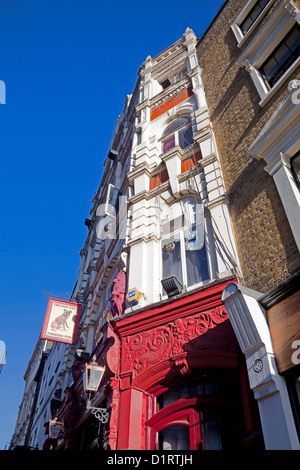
[0,0,226,449]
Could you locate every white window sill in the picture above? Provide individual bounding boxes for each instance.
[160,278,214,301]
[231,0,276,48]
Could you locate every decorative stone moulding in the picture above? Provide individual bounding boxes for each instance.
[122,306,232,376]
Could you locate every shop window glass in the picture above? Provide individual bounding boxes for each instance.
[157,372,241,410]
[158,425,190,450]
[286,368,300,440]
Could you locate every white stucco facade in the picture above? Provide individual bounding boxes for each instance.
[126,28,241,312]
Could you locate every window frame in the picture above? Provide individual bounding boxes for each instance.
[159,67,188,90]
[161,116,194,154]
[235,1,300,106]
[160,197,211,297]
[259,23,300,88]
[231,0,275,46]
[291,151,300,189]
[146,396,244,450]
[248,78,300,251]
[240,0,272,36]
[104,183,119,217]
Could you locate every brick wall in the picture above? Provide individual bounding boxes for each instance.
[197,0,300,292]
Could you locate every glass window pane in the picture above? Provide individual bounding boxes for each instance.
[240,0,271,35]
[249,5,263,23]
[295,376,300,401]
[261,25,300,86]
[240,17,253,35]
[261,56,279,80]
[171,69,187,84]
[291,153,300,186]
[179,125,193,149]
[163,135,175,153]
[159,426,190,450]
[162,237,183,284]
[285,27,300,52]
[163,117,190,136]
[274,44,291,67]
[201,419,222,450]
[258,0,270,8]
[185,223,208,287]
[185,241,209,286]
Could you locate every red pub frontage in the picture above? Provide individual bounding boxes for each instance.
[53,278,264,451]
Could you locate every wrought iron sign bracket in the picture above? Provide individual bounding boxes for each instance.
[86,400,109,424]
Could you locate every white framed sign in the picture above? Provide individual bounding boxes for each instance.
[41,298,81,345]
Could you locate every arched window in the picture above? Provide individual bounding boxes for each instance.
[162,116,194,153]
[161,196,209,294]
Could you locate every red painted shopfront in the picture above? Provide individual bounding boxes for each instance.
[103,278,264,450]
[53,278,263,450]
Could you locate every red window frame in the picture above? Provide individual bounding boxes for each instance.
[146,396,242,450]
[147,404,201,450]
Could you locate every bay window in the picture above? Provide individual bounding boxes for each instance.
[161,197,210,295]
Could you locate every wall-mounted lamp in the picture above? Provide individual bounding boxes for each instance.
[161,275,183,297]
[83,356,109,424]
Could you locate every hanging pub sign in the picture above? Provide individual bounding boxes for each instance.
[41,298,81,345]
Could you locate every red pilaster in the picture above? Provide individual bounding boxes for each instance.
[117,385,147,450]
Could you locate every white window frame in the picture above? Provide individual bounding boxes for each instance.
[159,66,188,90]
[161,116,194,154]
[232,0,275,47]
[235,0,300,106]
[104,183,119,217]
[160,198,212,298]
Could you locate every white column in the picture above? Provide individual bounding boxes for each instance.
[222,283,300,450]
[243,59,269,101]
[126,238,160,309]
[265,152,300,251]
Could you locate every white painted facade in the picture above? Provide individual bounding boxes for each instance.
[126,28,241,311]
